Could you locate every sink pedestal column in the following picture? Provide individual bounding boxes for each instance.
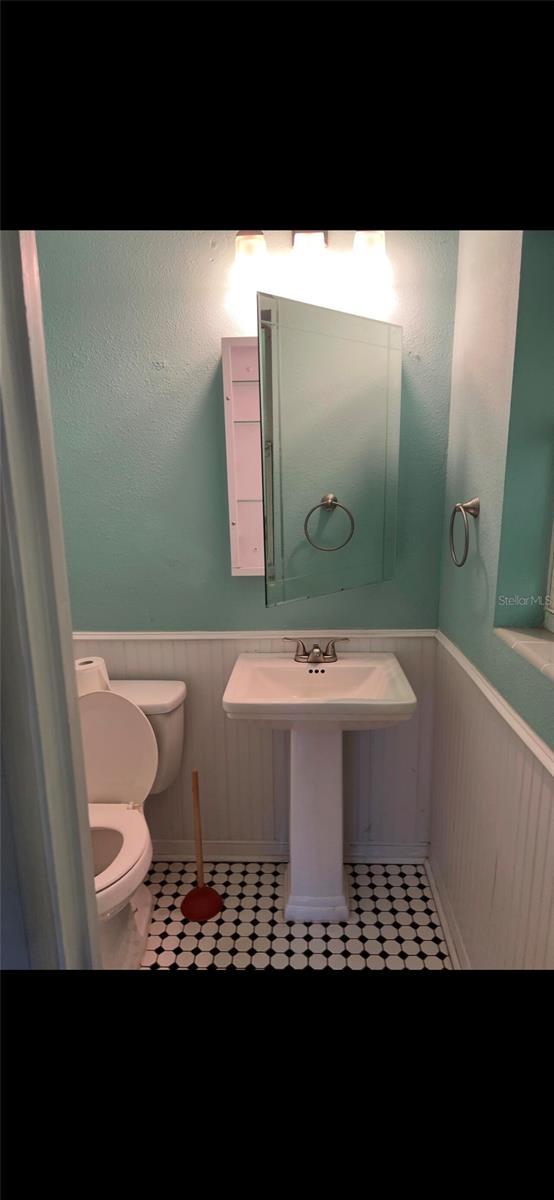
[284,725,349,923]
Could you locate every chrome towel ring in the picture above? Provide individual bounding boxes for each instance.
[304,493,355,552]
[449,497,480,567]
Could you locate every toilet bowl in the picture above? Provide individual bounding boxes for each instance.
[79,690,159,969]
[90,804,153,919]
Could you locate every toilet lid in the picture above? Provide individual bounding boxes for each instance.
[79,691,158,807]
[90,804,150,892]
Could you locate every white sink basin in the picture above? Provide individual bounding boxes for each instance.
[222,652,417,729]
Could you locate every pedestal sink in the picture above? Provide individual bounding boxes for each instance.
[222,653,417,923]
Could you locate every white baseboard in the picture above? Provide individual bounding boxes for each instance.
[152,839,429,864]
[425,857,470,971]
[346,842,428,862]
[153,840,289,862]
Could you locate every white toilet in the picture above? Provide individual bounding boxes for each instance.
[78,673,186,970]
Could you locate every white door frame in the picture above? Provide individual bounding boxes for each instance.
[1,230,101,968]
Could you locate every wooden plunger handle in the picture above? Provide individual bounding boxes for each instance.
[191,769,204,887]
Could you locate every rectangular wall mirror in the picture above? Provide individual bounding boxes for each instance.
[257,293,402,606]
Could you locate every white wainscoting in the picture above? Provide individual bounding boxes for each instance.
[73,631,436,863]
[430,635,554,970]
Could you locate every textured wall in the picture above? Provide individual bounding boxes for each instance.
[37,230,458,631]
[495,231,554,628]
[438,230,554,749]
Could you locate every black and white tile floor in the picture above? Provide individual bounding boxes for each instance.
[141,861,452,970]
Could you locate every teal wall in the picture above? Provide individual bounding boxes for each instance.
[37,230,458,632]
[495,231,554,627]
[439,231,554,750]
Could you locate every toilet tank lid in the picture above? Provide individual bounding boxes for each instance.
[109,679,187,715]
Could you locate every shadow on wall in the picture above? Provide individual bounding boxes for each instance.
[1,777,30,969]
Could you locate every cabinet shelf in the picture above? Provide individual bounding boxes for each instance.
[222,337,264,577]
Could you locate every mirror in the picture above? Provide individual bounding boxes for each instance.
[257,293,402,606]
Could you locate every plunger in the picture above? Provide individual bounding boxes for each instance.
[180,769,224,921]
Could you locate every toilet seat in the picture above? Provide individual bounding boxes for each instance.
[79,690,158,807]
[90,804,153,919]
[90,804,151,894]
[79,691,158,921]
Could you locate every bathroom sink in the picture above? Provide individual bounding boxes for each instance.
[222,651,417,921]
[222,652,417,729]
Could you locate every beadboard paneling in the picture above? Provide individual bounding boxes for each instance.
[73,633,435,861]
[430,639,554,970]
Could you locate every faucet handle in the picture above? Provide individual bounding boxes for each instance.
[283,637,309,661]
[323,638,350,660]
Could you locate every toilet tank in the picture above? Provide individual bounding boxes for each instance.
[109,680,186,794]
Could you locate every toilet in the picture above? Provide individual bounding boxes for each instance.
[78,674,186,970]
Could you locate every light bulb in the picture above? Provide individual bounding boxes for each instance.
[292,231,327,257]
[234,231,267,261]
[353,230,386,257]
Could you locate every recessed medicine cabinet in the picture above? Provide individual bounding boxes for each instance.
[222,295,402,605]
[222,336,264,576]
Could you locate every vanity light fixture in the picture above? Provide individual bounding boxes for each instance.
[292,230,328,255]
[234,231,267,260]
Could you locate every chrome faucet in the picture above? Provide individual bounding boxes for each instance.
[283,638,350,663]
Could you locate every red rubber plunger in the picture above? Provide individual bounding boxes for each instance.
[180,770,224,922]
